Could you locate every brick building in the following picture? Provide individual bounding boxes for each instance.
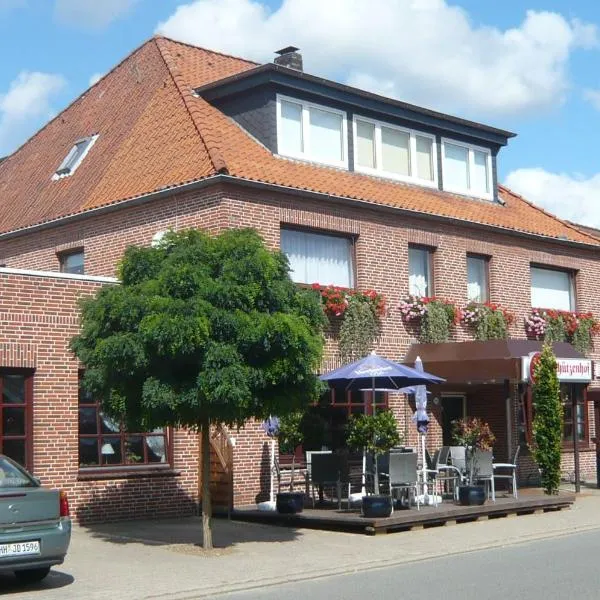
[0,37,598,521]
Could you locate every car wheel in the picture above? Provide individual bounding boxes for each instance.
[14,567,51,583]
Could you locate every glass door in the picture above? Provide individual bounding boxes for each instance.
[440,395,466,446]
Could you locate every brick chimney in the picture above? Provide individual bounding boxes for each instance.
[274,46,303,72]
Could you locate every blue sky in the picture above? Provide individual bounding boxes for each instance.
[1,0,600,225]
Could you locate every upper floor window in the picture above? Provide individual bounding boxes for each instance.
[281,228,354,288]
[353,117,436,186]
[59,250,84,275]
[530,266,574,311]
[408,245,433,297]
[53,134,98,180]
[441,139,492,199]
[276,95,347,168]
[78,374,169,469]
[467,254,489,302]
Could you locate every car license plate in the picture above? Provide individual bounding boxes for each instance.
[0,541,40,557]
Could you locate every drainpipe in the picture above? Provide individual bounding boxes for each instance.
[504,379,512,461]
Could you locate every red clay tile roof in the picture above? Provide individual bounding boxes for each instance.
[0,36,597,247]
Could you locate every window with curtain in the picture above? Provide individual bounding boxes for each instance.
[78,373,169,468]
[353,117,436,185]
[467,255,489,302]
[0,373,31,469]
[277,95,346,168]
[280,228,354,288]
[442,139,492,198]
[408,246,432,297]
[530,266,573,311]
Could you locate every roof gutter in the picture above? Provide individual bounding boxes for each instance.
[0,173,597,252]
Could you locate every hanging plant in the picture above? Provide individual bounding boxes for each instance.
[311,284,386,318]
[525,308,600,353]
[339,295,380,363]
[398,295,459,343]
[461,301,514,340]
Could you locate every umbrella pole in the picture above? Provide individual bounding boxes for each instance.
[372,376,380,495]
[421,433,428,502]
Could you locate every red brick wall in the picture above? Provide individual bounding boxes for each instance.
[0,182,598,508]
[0,271,199,523]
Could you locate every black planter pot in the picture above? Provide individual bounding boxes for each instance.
[457,485,486,506]
[276,492,304,514]
[362,494,393,518]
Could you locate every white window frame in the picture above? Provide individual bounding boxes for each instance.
[52,134,99,180]
[352,115,438,188]
[530,265,575,311]
[276,94,348,170]
[440,138,493,200]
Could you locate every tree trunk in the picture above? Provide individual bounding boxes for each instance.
[201,418,213,550]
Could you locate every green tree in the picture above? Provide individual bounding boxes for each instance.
[531,345,563,494]
[70,228,325,549]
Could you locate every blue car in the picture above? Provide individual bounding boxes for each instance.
[0,455,71,583]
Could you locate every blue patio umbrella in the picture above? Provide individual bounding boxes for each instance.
[319,351,444,391]
[320,352,444,497]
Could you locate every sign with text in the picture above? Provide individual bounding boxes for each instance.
[521,353,592,383]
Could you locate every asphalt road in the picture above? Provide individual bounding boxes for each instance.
[221,529,600,600]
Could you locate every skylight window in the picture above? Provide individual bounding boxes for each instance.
[53,135,98,180]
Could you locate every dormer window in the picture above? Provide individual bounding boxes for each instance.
[276,94,347,169]
[441,139,492,199]
[53,134,98,180]
[353,117,437,186]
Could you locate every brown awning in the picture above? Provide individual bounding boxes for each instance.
[403,339,585,384]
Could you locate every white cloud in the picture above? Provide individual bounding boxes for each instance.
[89,73,103,87]
[0,71,66,156]
[504,168,600,228]
[156,0,598,118]
[583,88,600,110]
[54,0,139,30]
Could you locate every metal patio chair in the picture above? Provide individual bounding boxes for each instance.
[389,451,420,510]
[472,449,495,502]
[309,452,350,509]
[493,445,520,499]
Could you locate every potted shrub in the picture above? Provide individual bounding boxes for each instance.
[346,410,401,518]
[274,411,306,514]
[452,417,496,506]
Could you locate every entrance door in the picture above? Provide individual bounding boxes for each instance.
[441,395,465,446]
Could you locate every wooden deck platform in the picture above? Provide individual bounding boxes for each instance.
[232,491,575,535]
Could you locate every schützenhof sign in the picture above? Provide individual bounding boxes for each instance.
[521,353,592,383]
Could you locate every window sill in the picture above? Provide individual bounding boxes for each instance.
[77,466,179,481]
[560,444,593,453]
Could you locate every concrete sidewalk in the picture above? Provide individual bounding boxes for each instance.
[4,489,600,600]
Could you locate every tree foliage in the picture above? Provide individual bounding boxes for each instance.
[70,228,326,546]
[71,228,325,430]
[531,344,563,494]
[346,410,401,456]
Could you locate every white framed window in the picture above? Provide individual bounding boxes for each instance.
[276,95,347,169]
[408,246,433,297]
[441,138,492,199]
[530,266,574,311]
[467,254,489,302]
[53,134,99,180]
[280,228,354,288]
[353,116,437,187]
